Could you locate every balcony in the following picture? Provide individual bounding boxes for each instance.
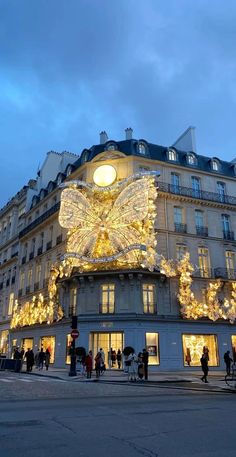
[174,223,187,234]
[143,304,157,314]
[21,256,26,265]
[214,268,236,280]
[34,282,39,291]
[19,202,60,238]
[196,226,208,237]
[29,252,34,260]
[157,181,236,206]
[26,286,30,294]
[46,241,52,251]
[223,230,234,241]
[192,268,213,279]
[99,303,115,314]
[37,247,43,256]
[18,289,23,297]
[56,234,62,245]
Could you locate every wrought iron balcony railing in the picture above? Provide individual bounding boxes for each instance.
[19,202,60,238]
[143,304,157,314]
[11,276,15,284]
[46,241,52,251]
[21,256,26,265]
[99,303,115,314]
[196,226,208,237]
[56,234,62,245]
[223,230,234,241]
[192,268,214,279]
[214,268,236,280]
[37,246,43,256]
[6,279,10,287]
[29,252,34,260]
[34,282,39,291]
[157,181,236,206]
[174,223,187,233]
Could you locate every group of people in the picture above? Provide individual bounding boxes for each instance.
[125,349,149,382]
[200,347,234,383]
[81,347,130,378]
[13,347,51,372]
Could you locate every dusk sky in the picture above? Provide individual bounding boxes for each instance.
[1,0,236,208]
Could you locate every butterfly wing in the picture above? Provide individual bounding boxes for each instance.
[59,188,100,229]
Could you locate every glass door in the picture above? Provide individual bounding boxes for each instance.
[91,332,124,369]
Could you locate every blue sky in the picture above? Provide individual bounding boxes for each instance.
[1,0,236,208]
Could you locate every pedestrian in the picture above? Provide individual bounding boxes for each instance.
[29,349,34,371]
[38,348,45,370]
[117,349,122,369]
[45,349,50,371]
[185,348,191,367]
[95,351,102,378]
[85,350,93,379]
[142,348,149,380]
[224,350,233,376]
[127,350,138,382]
[99,348,105,364]
[35,348,40,369]
[20,348,25,360]
[13,348,21,360]
[137,352,144,380]
[25,348,32,372]
[200,350,209,383]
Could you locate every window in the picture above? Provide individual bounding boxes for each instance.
[21,338,34,351]
[168,149,177,161]
[66,165,72,176]
[35,264,41,284]
[187,153,196,165]
[143,284,156,313]
[0,330,9,355]
[212,160,219,171]
[222,214,230,234]
[174,207,183,224]
[27,268,32,287]
[8,293,14,316]
[45,260,51,279]
[20,271,25,289]
[69,288,77,316]
[217,182,226,202]
[198,247,211,277]
[57,175,62,185]
[40,336,55,363]
[107,143,116,151]
[195,210,204,228]
[182,334,219,367]
[146,333,159,365]
[101,284,115,314]
[231,336,236,363]
[176,244,187,261]
[138,143,146,155]
[171,173,180,193]
[66,334,73,364]
[225,251,235,279]
[191,176,201,198]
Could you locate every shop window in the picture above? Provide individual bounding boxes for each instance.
[66,334,73,364]
[145,333,159,365]
[21,338,34,351]
[0,330,9,355]
[142,284,156,313]
[40,336,55,363]
[231,336,236,363]
[182,334,219,367]
[100,284,115,314]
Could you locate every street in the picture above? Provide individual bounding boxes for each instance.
[0,371,235,457]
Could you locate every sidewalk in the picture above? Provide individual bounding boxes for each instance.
[24,367,234,391]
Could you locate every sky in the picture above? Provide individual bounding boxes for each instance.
[1,0,236,208]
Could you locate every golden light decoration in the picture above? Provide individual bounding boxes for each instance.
[59,173,158,272]
[93,164,117,187]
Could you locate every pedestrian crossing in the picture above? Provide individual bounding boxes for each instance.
[0,376,66,383]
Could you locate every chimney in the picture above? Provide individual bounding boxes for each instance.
[100,131,108,144]
[125,127,133,140]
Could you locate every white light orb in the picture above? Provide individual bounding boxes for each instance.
[93,165,117,187]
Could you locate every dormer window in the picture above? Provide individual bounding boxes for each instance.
[212,159,219,171]
[138,143,146,155]
[57,175,62,185]
[66,165,72,177]
[106,143,116,151]
[168,148,177,161]
[187,153,196,165]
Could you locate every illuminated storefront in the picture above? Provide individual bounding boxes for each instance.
[0,330,9,355]
[146,333,159,365]
[40,336,55,363]
[182,334,219,367]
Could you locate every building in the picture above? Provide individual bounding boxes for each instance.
[1,127,236,371]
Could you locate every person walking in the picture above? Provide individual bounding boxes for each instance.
[138,352,144,380]
[117,349,122,369]
[85,351,93,379]
[34,348,40,369]
[25,348,32,372]
[224,350,233,376]
[200,350,209,383]
[29,349,34,371]
[142,348,149,380]
[38,348,45,370]
[95,351,102,378]
[45,349,50,371]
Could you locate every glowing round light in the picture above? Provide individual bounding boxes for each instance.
[93,165,117,187]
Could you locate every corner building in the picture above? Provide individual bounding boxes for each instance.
[5,128,236,370]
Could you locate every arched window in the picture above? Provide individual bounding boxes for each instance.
[168,149,177,161]
[212,160,219,171]
[188,153,196,165]
[106,143,116,151]
[66,165,72,177]
[138,143,146,155]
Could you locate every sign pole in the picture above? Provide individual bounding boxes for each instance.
[69,316,78,377]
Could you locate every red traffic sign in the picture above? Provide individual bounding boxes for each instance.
[71,329,79,339]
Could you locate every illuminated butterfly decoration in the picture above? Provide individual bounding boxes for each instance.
[59,175,157,267]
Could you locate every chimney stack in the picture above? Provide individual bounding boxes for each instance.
[125,127,133,140]
[99,131,108,144]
